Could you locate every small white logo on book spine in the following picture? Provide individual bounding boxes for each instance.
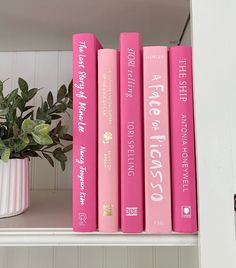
[181,206,191,218]
[126,207,138,216]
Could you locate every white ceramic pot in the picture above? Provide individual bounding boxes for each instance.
[0,158,30,218]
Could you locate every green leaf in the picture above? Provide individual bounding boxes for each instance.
[60,134,73,141]
[50,114,61,120]
[12,95,22,109]
[0,139,5,149]
[43,101,48,112]
[14,135,30,152]
[22,119,36,134]
[53,147,67,162]
[32,132,53,145]
[51,120,62,136]
[63,144,72,153]
[1,148,11,162]
[0,80,3,95]
[7,89,18,103]
[0,107,9,116]
[18,78,28,93]
[23,105,34,112]
[8,109,17,122]
[0,127,7,139]
[67,100,72,109]
[58,126,68,137]
[25,88,38,102]
[57,85,67,101]
[47,92,53,107]
[55,103,67,113]
[23,150,39,157]
[28,144,43,150]
[17,97,25,112]
[33,124,50,136]
[13,123,20,138]
[36,107,51,122]
[22,111,34,120]
[35,119,46,125]
[60,160,66,171]
[42,152,54,167]
[68,80,73,99]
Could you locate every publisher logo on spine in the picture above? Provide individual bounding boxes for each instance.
[181,206,191,218]
[126,207,138,217]
[103,204,113,216]
[79,213,87,226]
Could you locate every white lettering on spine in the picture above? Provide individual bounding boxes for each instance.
[147,74,165,202]
[181,113,189,192]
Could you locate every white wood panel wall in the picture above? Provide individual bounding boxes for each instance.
[0,51,199,267]
[0,247,198,268]
[0,51,72,190]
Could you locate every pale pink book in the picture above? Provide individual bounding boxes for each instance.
[98,49,119,232]
[120,32,144,233]
[143,46,172,233]
[169,46,198,233]
[72,33,102,232]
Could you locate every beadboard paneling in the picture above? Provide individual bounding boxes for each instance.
[79,247,104,268]
[28,247,54,268]
[0,51,72,191]
[54,247,78,268]
[0,247,199,268]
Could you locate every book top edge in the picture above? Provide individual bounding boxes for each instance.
[169,45,192,50]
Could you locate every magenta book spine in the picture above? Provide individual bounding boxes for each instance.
[98,49,119,232]
[72,33,102,232]
[169,46,198,233]
[120,32,144,233]
[143,46,172,233]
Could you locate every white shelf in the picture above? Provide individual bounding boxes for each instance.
[0,229,198,246]
[0,191,198,246]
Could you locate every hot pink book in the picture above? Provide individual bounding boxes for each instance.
[72,33,102,232]
[120,32,144,233]
[143,46,172,233]
[169,46,198,233]
[98,49,119,232]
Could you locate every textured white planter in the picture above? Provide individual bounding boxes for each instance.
[0,158,29,218]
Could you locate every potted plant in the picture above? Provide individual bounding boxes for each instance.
[0,78,72,218]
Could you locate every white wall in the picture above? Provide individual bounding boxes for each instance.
[0,246,198,268]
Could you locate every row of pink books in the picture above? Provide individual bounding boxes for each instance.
[72,32,198,234]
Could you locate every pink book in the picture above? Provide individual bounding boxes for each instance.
[120,32,144,233]
[98,49,119,232]
[72,33,102,232]
[169,46,198,233]
[143,46,172,233]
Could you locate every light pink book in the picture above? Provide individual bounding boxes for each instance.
[98,49,119,232]
[169,46,198,233]
[72,33,102,232]
[120,32,144,233]
[143,46,172,233]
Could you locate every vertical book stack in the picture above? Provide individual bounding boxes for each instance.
[73,32,198,234]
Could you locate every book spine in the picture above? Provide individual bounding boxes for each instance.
[98,49,119,232]
[72,34,102,232]
[143,46,172,233]
[120,32,144,233]
[169,46,198,233]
